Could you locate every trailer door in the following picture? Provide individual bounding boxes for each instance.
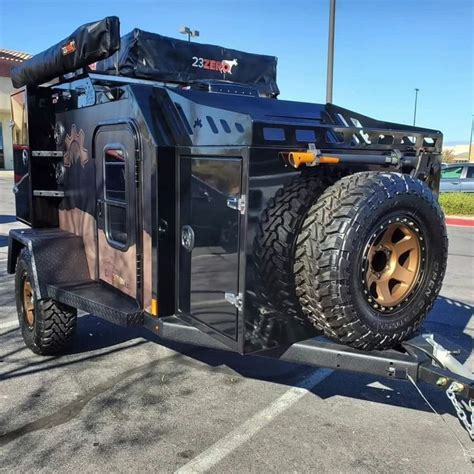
[178,156,244,349]
[94,123,140,300]
[11,90,31,225]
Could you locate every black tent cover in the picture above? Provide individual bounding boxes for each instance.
[10,17,279,97]
[11,16,120,89]
[96,29,280,96]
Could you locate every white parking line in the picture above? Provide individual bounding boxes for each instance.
[0,319,19,330]
[175,368,334,473]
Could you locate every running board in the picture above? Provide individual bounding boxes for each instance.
[47,281,143,327]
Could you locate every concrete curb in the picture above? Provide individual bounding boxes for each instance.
[445,216,474,227]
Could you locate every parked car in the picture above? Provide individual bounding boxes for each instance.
[440,163,474,192]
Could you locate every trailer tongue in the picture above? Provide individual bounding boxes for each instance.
[150,314,473,398]
[148,315,474,438]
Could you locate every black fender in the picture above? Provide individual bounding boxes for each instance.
[8,228,91,300]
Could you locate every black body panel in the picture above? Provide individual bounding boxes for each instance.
[178,156,242,343]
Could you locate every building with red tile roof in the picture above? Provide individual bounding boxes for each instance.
[0,49,32,169]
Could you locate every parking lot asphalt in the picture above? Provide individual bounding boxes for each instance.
[0,171,473,473]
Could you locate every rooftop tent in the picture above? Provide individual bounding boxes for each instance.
[96,29,280,97]
[10,16,120,88]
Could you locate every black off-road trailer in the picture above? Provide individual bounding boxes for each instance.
[7,17,473,417]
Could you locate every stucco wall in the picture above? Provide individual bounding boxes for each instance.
[0,77,15,169]
[0,112,13,169]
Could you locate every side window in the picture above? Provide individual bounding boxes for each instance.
[104,147,128,248]
[441,166,462,179]
[466,166,474,179]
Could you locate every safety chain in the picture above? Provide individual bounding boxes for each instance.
[408,375,473,461]
[446,383,474,441]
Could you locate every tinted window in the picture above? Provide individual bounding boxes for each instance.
[104,147,128,247]
[296,129,316,142]
[441,166,462,179]
[263,127,285,141]
[466,166,474,179]
[105,148,126,202]
[108,205,127,245]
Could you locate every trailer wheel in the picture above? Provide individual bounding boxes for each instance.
[15,248,77,355]
[295,172,448,350]
[254,172,333,322]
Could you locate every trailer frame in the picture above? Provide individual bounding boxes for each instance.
[144,314,474,400]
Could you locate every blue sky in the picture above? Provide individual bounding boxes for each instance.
[0,0,472,144]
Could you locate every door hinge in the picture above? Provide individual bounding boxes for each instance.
[227,195,246,215]
[136,254,142,290]
[135,161,140,188]
[225,292,243,311]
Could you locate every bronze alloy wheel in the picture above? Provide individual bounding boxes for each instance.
[22,276,35,328]
[362,217,424,312]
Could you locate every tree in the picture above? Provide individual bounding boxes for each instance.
[442,149,456,163]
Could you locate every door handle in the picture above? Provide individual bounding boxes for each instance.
[181,225,195,252]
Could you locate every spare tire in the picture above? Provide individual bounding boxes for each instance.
[253,172,333,323]
[294,171,448,350]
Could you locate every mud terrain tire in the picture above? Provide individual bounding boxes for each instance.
[15,248,77,355]
[295,172,448,350]
[254,172,333,322]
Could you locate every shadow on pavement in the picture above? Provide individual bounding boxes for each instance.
[425,296,473,364]
[1,296,472,419]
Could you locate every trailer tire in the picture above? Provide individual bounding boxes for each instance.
[295,172,448,350]
[254,172,333,322]
[15,248,77,355]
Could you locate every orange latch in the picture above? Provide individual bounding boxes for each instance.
[287,149,340,168]
[288,151,317,168]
